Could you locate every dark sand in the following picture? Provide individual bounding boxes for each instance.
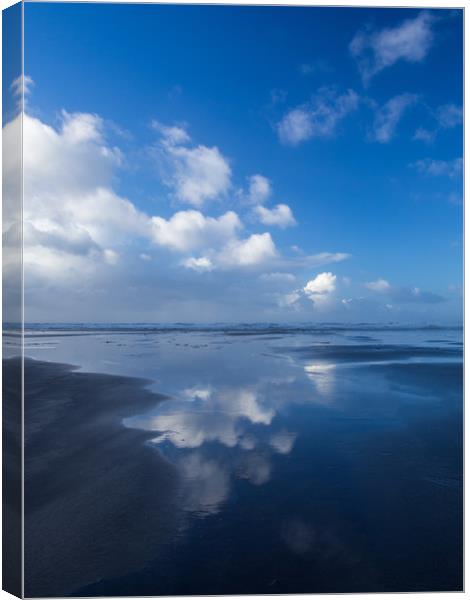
[3,357,22,597]
[19,358,179,598]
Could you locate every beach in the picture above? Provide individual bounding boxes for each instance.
[19,325,463,596]
[21,357,178,597]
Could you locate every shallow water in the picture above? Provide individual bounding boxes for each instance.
[23,325,463,594]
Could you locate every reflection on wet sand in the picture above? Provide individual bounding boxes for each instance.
[21,327,463,595]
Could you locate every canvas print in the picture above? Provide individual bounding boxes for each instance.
[2,2,463,597]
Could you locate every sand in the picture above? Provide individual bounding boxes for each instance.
[15,357,179,598]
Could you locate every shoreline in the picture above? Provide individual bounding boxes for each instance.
[12,357,179,597]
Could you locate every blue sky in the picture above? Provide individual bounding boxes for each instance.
[6,3,463,323]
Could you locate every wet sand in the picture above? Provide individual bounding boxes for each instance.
[18,358,179,597]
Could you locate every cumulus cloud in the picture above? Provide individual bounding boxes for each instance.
[282,272,337,309]
[350,11,434,84]
[5,84,359,322]
[217,232,278,268]
[371,93,417,143]
[10,107,278,286]
[246,174,271,204]
[150,210,241,252]
[254,203,296,228]
[11,111,151,281]
[184,232,279,272]
[410,157,462,178]
[153,121,232,206]
[304,272,336,297]
[277,87,359,146]
[365,278,391,292]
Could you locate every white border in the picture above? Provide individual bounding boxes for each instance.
[0,2,465,600]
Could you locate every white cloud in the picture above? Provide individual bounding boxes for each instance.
[277,88,359,146]
[247,174,271,204]
[436,104,463,129]
[217,232,278,268]
[366,278,391,292]
[151,120,191,145]
[14,112,149,281]
[371,93,417,143]
[304,272,336,296]
[350,11,434,84]
[154,122,232,206]
[285,252,350,270]
[182,256,214,272]
[10,74,34,110]
[150,210,241,252]
[282,272,337,310]
[410,157,462,178]
[254,203,296,228]
[279,290,302,308]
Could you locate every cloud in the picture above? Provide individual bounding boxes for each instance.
[414,104,462,143]
[153,121,232,206]
[182,256,214,272]
[365,278,391,292]
[7,86,360,321]
[350,11,434,84]
[185,232,279,272]
[436,103,463,129]
[277,87,359,146]
[392,287,446,304]
[179,453,230,515]
[11,111,150,281]
[217,232,278,268]
[304,272,336,297]
[413,127,435,143]
[298,59,330,76]
[150,210,241,252]
[410,157,462,178]
[371,93,417,143]
[246,174,271,204]
[151,120,191,145]
[10,74,34,111]
[260,272,296,283]
[254,203,296,228]
[283,272,338,310]
[366,278,445,304]
[284,252,350,270]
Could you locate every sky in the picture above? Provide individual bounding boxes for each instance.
[3,3,463,323]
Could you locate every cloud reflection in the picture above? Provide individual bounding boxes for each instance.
[304,362,336,398]
[179,453,230,516]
